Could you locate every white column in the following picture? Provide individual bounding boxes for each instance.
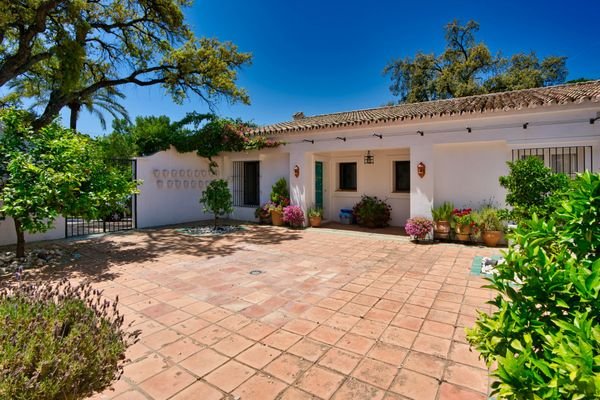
[289,150,312,223]
[410,144,434,218]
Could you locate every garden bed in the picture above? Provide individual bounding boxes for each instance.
[176,225,245,236]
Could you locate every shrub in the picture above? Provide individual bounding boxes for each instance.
[0,280,139,400]
[270,178,290,206]
[405,217,434,239]
[467,171,600,399]
[307,207,323,218]
[452,208,474,227]
[283,205,305,228]
[499,156,569,222]
[199,179,233,228]
[352,195,392,228]
[474,206,504,231]
[431,201,454,222]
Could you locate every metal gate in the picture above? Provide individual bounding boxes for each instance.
[65,159,137,238]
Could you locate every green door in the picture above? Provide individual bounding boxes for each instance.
[315,161,323,210]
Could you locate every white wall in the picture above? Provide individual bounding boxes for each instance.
[0,217,65,247]
[136,147,214,228]
[434,141,510,209]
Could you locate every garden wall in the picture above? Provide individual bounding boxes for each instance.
[135,147,215,228]
[0,217,65,247]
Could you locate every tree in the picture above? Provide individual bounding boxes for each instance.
[384,20,568,103]
[0,109,138,257]
[0,0,252,130]
[199,179,233,228]
[66,86,130,131]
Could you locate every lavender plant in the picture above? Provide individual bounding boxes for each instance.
[0,279,139,400]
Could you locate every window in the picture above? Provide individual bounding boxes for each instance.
[232,161,260,206]
[512,146,592,178]
[393,161,410,192]
[338,162,357,191]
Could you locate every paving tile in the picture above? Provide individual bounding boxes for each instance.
[123,354,169,384]
[374,299,403,312]
[319,297,347,311]
[319,347,362,375]
[191,324,231,345]
[403,351,446,379]
[179,348,228,377]
[352,358,398,389]
[232,373,287,400]
[389,369,439,399]
[261,329,302,350]
[170,381,224,400]
[238,321,278,341]
[204,360,255,393]
[351,319,387,339]
[363,308,396,324]
[264,353,312,384]
[171,316,211,335]
[368,342,408,366]
[159,337,204,362]
[340,302,371,317]
[283,318,319,336]
[352,294,380,307]
[138,365,195,399]
[279,387,315,400]
[302,306,336,323]
[333,379,385,400]
[448,342,487,369]
[427,309,458,325]
[380,326,418,349]
[421,320,455,339]
[140,302,177,318]
[308,324,346,345]
[324,313,361,331]
[390,314,424,331]
[412,333,452,358]
[296,366,345,399]
[438,382,487,400]
[444,362,489,393]
[213,334,255,357]
[337,333,375,355]
[141,328,182,350]
[217,314,252,331]
[236,343,282,369]
[288,338,330,362]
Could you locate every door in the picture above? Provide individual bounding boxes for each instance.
[315,161,323,210]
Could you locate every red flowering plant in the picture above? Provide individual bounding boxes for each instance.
[452,208,478,234]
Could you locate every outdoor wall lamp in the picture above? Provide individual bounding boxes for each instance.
[417,162,426,178]
[417,130,424,137]
[294,165,300,178]
[373,133,383,139]
[336,136,346,142]
[364,150,375,164]
[523,122,529,129]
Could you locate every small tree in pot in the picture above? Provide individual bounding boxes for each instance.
[199,179,233,228]
[308,207,323,227]
[269,178,289,226]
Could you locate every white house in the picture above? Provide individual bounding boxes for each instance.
[222,80,600,225]
[1,81,599,246]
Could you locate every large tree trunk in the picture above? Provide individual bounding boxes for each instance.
[13,218,25,258]
[69,102,80,130]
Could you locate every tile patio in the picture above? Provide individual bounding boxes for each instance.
[18,224,498,399]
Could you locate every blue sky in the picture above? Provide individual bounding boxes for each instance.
[73,0,600,136]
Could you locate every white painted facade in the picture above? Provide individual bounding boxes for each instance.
[0,217,65,247]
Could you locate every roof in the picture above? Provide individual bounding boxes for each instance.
[255,80,600,135]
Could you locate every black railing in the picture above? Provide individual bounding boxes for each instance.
[512,146,593,177]
[232,161,260,207]
[65,159,137,238]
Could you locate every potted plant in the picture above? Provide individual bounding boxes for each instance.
[308,207,323,227]
[475,207,504,247]
[255,205,271,225]
[283,205,305,228]
[405,217,434,242]
[452,208,474,241]
[431,201,454,240]
[269,178,290,226]
[352,195,392,228]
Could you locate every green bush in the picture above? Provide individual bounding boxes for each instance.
[499,156,569,222]
[0,280,138,400]
[270,178,289,206]
[352,195,392,228]
[431,201,454,222]
[199,179,234,228]
[467,171,600,399]
[473,206,504,231]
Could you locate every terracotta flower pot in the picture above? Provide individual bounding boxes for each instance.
[434,220,451,239]
[482,230,502,247]
[455,223,472,235]
[309,216,322,227]
[270,210,284,226]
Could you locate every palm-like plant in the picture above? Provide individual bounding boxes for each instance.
[67,87,130,131]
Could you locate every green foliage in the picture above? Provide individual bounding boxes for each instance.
[0,0,252,130]
[473,206,504,232]
[0,109,139,256]
[467,172,600,399]
[199,179,233,228]
[0,279,139,400]
[499,156,569,222]
[431,201,454,221]
[352,196,392,228]
[270,178,290,206]
[308,207,323,218]
[384,20,567,103]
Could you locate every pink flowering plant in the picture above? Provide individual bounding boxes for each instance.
[405,217,434,240]
[283,205,305,228]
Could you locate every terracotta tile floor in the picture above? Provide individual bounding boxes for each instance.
[25,224,499,399]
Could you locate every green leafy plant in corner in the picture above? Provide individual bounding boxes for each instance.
[467,171,600,399]
[308,207,323,218]
[270,178,290,206]
[498,156,569,223]
[199,179,233,228]
[352,195,392,228]
[431,201,454,222]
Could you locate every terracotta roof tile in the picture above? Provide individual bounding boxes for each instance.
[255,80,600,135]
